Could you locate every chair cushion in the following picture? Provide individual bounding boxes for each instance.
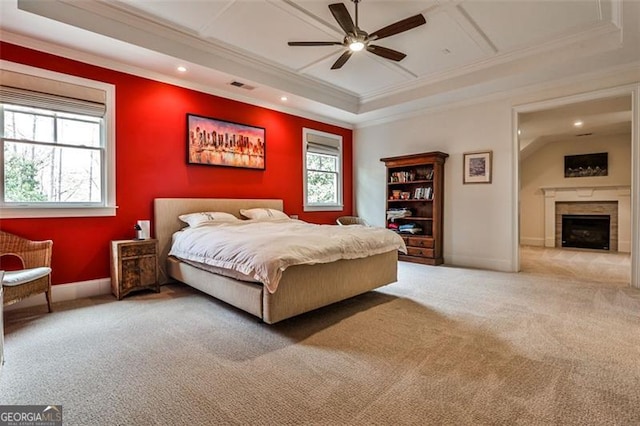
[2,267,51,287]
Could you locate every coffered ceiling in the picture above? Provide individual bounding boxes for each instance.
[1,0,639,126]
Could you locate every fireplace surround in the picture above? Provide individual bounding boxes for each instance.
[542,185,631,252]
[556,201,617,250]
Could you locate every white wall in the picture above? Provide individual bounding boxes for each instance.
[354,69,640,274]
[355,99,514,271]
[520,135,632,247]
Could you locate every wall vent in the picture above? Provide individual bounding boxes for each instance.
[575,132,593,137]
[229,81,256,90]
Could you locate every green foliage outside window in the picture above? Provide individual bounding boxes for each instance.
[4,154,47,202]
[307,152,338,204]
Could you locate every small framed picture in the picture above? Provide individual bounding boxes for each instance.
[463,150,492,184]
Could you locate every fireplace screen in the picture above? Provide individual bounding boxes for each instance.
[561,215,610,250]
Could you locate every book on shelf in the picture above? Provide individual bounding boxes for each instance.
[390,171,416,183]
[425,187,433,200]
[426,169,434,180]
[411,187,434,200]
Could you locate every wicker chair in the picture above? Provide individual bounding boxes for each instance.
[336,216,368,226]
[0,231,53,312]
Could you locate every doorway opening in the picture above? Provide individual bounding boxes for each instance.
[515,88,638,286]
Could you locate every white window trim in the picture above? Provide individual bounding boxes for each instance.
[302,127,343,212]
[0,60,116,218]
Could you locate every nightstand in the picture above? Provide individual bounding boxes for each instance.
[110,239,160,300]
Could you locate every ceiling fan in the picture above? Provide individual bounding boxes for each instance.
[288,0,426,70]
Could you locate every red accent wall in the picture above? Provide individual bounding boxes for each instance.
[0,42,353,285]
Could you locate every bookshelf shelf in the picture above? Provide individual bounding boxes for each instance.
[387,199,433,203]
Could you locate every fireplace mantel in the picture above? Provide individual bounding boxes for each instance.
[541,185,631,197]
[541,185,631,252]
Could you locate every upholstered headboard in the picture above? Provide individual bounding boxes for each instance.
[153,198,284,283]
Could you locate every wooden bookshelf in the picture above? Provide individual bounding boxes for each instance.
[380,151,448,265]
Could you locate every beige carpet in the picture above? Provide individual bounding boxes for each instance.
[1,262,639,425]
[520,245,631,285]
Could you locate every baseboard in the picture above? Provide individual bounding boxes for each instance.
[520,237,544,247]
[444,253,515,272]
[4,278,111,311]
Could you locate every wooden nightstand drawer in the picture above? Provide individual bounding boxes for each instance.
[407,247,434,258]
[406,237,434,248]
[121,242,156,258]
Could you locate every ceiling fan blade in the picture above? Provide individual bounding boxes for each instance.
[288,41,343,46]
[366,45,407,61]
[329,3,357,35]
[331,50,353,69]
[369,14,426,40]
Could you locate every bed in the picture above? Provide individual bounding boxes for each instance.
[154,198,403,324]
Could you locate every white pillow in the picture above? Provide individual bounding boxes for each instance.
[240,208,289,221]
[178,211,240,228]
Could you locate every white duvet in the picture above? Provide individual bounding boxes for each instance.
[169,219,407,293]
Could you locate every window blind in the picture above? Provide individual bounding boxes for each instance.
[0,69,106,117]
[0,86,106,117]
[306,132,340,156]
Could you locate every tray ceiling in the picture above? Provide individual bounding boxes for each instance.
[1,0,638,125]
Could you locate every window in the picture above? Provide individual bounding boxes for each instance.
[303,128,343,212]
[0,62,115,218]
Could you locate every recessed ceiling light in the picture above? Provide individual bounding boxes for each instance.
[280,96,288,101]
[573,120,583,127]
[517,129,521,135]
[177,66,187,72]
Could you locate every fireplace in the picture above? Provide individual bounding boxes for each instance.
[542,186,630,252]
[561,214,610,250]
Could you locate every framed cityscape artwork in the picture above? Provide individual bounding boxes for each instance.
[187,113,265,170]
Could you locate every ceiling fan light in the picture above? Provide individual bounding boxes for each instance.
[349,41,365,52]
